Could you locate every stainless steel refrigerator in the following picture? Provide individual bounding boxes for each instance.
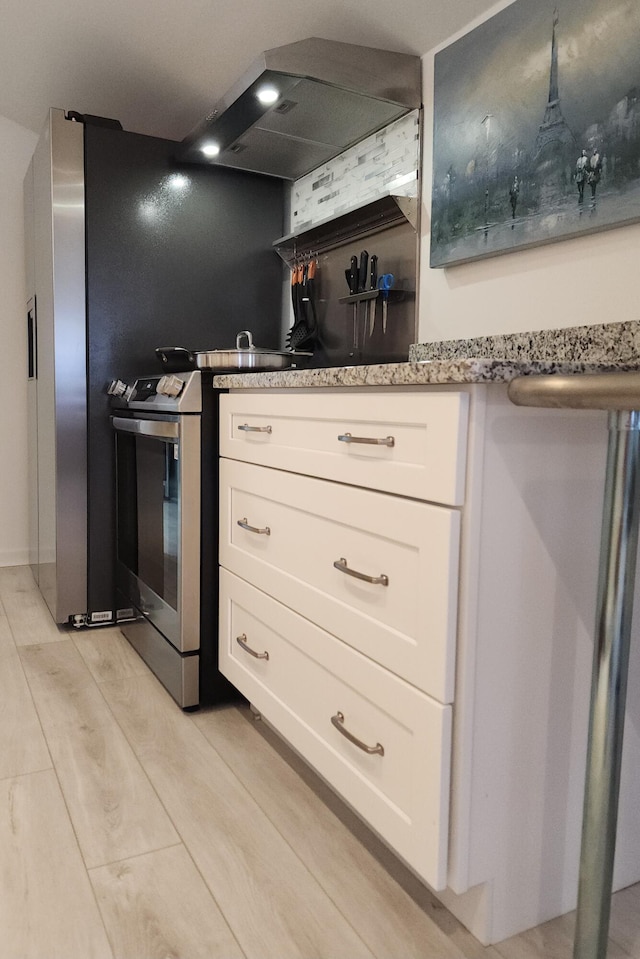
[24,108,284,626]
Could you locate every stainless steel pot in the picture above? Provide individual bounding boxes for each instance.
[156,331,311,373]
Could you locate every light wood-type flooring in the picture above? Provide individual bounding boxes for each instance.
[1,563,639,959]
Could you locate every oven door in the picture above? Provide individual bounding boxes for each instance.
[113,414,201,653]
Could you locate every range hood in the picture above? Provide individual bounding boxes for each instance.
[176,38,421,180]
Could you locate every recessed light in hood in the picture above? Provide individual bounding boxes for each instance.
[176,38,421,180]
[201,143,220,157]
[256,85,280,106]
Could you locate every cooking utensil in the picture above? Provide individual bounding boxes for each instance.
[368,254,378,336]
[305,258,319,339]
[291,261,300,329]
[156,331,311,373]
[286,259,317,351]
[378,273,395,334]
[345,254,359,349]
[345,255,359,295]
[155,345,197,372]
[357,250,369,293]
[287,260,303,349]
[356,250,369,350]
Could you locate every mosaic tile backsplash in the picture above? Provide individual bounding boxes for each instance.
[290,111,421,231]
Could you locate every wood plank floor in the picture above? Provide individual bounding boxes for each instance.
[1,564,639,958]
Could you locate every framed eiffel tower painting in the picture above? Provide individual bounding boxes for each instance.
[430,0,640,267]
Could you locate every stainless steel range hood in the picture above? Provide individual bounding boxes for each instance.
[177,38,421,180]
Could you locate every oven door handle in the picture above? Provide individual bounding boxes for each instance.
[112,416,179,440]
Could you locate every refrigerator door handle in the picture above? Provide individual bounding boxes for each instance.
[27,298,37,380]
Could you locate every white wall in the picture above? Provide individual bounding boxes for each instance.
[418,1,640,343]
[0,115,38,566]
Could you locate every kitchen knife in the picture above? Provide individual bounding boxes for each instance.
[357,250,369,293]
[346,254,359,350]
[346,255,359,295]
[369,255,378,292]
[355,251,368,353]
[368,255,378,335]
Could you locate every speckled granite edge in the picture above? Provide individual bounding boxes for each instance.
[212,358,635,390]
[409,320,640,364]
[212,321,640,389]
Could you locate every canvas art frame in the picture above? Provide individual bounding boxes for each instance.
[430,0,640,267]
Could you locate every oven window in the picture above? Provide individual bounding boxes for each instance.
[116,431,179,611]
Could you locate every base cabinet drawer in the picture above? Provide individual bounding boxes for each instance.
[219,568,452,890]
[220,458,460,703]
[219,390,468,505]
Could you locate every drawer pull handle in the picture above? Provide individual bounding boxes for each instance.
[238,423,272,434]
[333,557,389,587]
[236,634,269,660]
[337,432,394,447]
[237,517,271,536]
[331,712,384,756]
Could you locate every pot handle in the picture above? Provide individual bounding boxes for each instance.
[236,330,255,351]
[155,346,197,369]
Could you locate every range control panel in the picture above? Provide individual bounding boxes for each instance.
[107,370,203,413]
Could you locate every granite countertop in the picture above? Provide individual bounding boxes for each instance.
[212,320,640,390]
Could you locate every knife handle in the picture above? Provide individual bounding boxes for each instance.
[349,255,359,294]
[369,254,378,291]
[358,250,369,293]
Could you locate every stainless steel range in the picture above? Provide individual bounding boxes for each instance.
[110,370,234,709]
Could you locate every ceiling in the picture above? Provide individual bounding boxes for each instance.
[3,0,495,144]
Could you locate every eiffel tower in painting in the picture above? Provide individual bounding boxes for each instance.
[535,9,574,156]
[534,9,575,202]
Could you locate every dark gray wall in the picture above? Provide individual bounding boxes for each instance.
[84,123,284,613]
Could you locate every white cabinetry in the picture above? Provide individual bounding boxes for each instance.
[219,568,451,886]
[217,384,640,945]
[219,458,460,702]
[218,389,468,890]
[218,390,468,504]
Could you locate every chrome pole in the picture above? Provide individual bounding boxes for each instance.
[573,410,640,959]
[508,376,640,959]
